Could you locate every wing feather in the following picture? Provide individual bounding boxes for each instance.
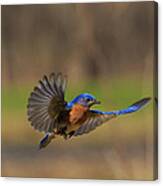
[73,111,116,136]
[73,97,151,136]
[27,73,67,133]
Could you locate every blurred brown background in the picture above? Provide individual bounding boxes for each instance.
[1,2,157,180]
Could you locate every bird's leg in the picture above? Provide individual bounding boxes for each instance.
[68,131,75,139]
[62,130,68,140]
[63,133,68,140]
[59,127,69,140]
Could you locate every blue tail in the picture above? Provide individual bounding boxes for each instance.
[39,133,54,150]
[115,97,151,115]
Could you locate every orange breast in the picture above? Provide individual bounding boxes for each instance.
[69,104,88,125]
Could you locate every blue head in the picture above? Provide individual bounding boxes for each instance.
[67,93,101,108]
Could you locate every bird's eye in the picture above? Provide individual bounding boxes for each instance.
[86,98,91,102]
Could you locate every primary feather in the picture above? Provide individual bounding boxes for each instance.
[73,97,151,136]
[27,73,67,133]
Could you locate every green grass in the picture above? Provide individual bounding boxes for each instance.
[1,78,153,144]
[2,78,152,113]
[1,79,155,180]
[2,87,31,112]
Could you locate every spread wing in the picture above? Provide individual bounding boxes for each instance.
[73,111,116,136]
[73,97,151,136]
[27,73,67,133]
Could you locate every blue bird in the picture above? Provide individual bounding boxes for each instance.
[27,73,151,149]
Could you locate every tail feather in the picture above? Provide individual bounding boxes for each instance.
[39,133,55,150]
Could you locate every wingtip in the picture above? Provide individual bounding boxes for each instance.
[142,97,151,104]
[144,97,151,101]
[131,97,151,109]
[142,97,151,103]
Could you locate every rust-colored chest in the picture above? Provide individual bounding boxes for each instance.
[69,104,89,125]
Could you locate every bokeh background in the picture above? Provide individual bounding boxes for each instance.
[1,2,157,180]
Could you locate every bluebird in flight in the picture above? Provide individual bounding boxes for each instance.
[27,73,151,149]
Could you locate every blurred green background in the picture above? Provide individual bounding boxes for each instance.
[1,2,157,180]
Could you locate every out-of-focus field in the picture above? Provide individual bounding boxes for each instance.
[2,79,155,180]
[1,2,157,180]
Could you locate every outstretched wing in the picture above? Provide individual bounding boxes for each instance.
[27,73,67,133]
[73,111,116,136]
[73,97,151,136]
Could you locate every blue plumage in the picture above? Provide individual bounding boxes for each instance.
[39,134,49,149]
[67,93,97,108]
[91,97,151,116]
[27,73,151,149]
[72,96,151,137]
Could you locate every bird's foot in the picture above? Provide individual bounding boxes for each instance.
[63,133,68,140]
[68,131,75,139]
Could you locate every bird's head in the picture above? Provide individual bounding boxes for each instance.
[71,93,101,108]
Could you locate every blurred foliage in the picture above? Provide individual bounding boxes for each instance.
[1,2,156,180]
[2,2,155,86]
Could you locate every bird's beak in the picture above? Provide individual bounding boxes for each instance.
[89,100,101,107]
[94,100,101,104]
